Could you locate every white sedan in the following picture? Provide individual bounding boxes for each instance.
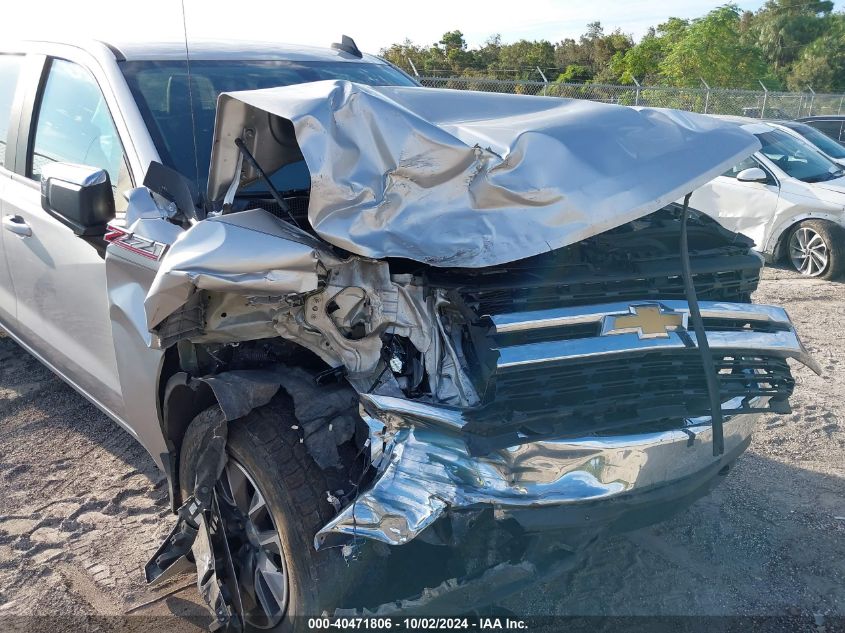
[691,120,845,279]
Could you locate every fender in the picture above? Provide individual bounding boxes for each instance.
[765,210,845,259]
[104,190,186,478]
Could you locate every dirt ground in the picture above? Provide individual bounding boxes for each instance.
[0,265,843,631]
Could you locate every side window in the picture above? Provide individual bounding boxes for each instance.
[29,59,130,212]
[810,120,844,142]
[721,155,760,178]
[0,54,23,170]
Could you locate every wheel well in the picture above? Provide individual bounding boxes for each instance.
[772,226,791,263]
[159,370,217,510]
[155,338,337,510]
[772,217,840,263]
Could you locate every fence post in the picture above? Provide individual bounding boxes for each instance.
[758,80,768,118]
[700,78,711,113]
[839,94,844,115]
[536,67,549,96]
[807,86,816,116]
[407,57,420,79]
[632,76,641,106]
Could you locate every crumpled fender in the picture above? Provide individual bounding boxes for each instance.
[144,209,334,330]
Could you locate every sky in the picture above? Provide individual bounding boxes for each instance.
[5,0,845,54]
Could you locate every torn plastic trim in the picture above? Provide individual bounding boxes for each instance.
[193,491,245,632]
[198,371,284,422]
[164,365,365,477]
[315,400,763,548]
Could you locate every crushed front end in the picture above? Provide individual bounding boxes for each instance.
[135,81,820,618]
[311,205,818,552]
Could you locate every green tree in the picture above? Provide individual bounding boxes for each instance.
[582,22,634,74]
[496,39,556,79]
[476,34,503,70]
[432,30,477,73]
[786,13,845,91]
[749,0,834,74]
[557,64,592,83]
[380,38,431,75]
[607,18,689,84]
[554,38,584,70]
[659,5,769,88]
[378,5,845,91]
[553,22,633,82]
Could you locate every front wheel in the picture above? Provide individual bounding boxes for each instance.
[179,394,367,631]
[787,220,845,279]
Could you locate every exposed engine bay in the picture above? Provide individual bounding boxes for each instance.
[150,203,797,416]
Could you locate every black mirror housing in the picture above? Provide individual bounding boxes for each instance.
[143,160,202,221]
[40,163,115,236]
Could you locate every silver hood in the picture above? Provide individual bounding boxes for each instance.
[207,81,760,268]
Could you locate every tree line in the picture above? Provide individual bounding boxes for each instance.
[380,0,845,92]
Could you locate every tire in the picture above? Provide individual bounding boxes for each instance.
[786,219,845,280]
[179,393,364,631]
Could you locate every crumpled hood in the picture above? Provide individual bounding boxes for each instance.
[207,80,760,268]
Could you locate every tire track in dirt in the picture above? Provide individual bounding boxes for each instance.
[0,330,209,627]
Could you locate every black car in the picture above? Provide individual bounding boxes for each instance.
[797,115,845,144]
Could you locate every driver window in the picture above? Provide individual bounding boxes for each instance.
[29,59,130,212]
[722,156,760,179]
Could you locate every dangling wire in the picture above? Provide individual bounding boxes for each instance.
[679,194,725,456]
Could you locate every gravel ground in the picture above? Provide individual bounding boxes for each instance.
[0,266,843,631]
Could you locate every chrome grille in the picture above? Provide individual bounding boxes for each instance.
[459,300,818,454]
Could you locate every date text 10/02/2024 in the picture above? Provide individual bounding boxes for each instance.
[306,618,529,630]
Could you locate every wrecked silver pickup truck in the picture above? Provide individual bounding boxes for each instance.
[0,38,819,630]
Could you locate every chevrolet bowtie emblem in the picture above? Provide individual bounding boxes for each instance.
[601,304,688,339]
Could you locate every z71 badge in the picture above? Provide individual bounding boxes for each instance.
[104,226,168,261]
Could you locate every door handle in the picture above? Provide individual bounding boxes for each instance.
[2,215,32,237]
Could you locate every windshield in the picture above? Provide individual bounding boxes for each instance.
[120,59,416,193]
[756,129,845,183]
[782,122,845,160]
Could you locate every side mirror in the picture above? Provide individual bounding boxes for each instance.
[736,167,769,183]
[40,162,115,236]
[143,160,202,222]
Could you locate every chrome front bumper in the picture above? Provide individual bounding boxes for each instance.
[315,400,760,548]
[315,300,818,549]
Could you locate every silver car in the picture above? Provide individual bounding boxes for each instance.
[0,38,819,629]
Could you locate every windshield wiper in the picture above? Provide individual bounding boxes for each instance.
[234,137,302,229]
[806,170,844,183]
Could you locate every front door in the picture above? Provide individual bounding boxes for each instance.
[0,53,24,327]
[3,56,132,417]
[689,156,781,252]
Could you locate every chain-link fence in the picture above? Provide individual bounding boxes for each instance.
[418,76,845,119]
